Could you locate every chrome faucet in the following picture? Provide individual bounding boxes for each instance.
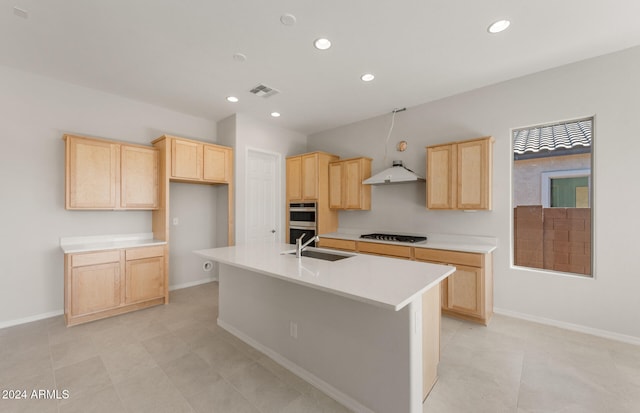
[296,234,319,258]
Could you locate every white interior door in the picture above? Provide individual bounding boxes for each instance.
[246,149,280,244]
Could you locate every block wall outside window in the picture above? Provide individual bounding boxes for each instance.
[514,206,591,276]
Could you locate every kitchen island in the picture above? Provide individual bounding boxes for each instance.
[194,243,454,413]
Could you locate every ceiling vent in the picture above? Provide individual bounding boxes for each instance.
[249,84,279,98]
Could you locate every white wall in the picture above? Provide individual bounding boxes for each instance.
[168,182,220,289]
[218,114,307,245]
[0,65,219,326]
[308,46,640,341]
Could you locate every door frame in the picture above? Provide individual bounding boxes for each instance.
[245,147,283,244]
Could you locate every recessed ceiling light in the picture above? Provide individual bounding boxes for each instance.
[226,96,239,103]
[271,112,281,118]
[361,73,375,82]
[314,38,332,50]
[488,19,511,34]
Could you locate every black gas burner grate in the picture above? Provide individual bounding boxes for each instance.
[360,233,427,243]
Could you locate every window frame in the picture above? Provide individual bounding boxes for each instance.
[541,168,591,208]
[510,116,595,279]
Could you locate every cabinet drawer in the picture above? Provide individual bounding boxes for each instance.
[318,238,357,251]
[71,250,121,267]
[414,248,482,267]
[357,242,412,258]
[126,245,165,261]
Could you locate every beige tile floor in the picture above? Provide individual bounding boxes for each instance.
[0,281,638,413]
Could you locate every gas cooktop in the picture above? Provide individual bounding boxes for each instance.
[360,233,427,243]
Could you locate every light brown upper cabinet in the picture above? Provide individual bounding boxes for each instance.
[203,144,231,182]
[286,156,303,200]
[302,153,319,200]
[426,136,494,210]
[64,134,158,210]
[426,144,455,209]
[151,134,234,245]
[329,157,372,210]
[121,145,159,209]
[168,136,232,184]
[286,152,338,201]
[171,138,202,180]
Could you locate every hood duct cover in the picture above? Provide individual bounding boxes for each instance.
[363,160,425,185]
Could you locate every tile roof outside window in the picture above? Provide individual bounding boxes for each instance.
[513,119,592,154]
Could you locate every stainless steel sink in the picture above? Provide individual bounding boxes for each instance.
[289,249,354,261]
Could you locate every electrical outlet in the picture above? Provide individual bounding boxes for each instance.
[172,217,179,226]
[289,321,298,339]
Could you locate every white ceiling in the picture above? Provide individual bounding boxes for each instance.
[2,0,640,135]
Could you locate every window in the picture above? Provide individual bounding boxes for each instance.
[512,117,593,276]
[541,169,591,208]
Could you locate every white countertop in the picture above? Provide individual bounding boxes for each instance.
[194,243,455,312]
[60,233,166,253]
[321,230,497,254]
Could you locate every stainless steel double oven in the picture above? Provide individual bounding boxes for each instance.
[288,202,317,246]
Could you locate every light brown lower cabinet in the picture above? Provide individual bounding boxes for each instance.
[414,248,493,325]
[64,245,167,326]
[356,241,412,259]
[124,246,166,304]
[318,238,494,325]
[316,237,357,251]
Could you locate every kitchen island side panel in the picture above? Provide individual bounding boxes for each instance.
[218,264,419,413]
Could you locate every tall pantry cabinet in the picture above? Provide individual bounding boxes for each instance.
[286,152,339,241]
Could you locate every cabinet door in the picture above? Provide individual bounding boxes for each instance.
[457,139,491,210]
[125,256,165,304]
[70,262,122,317]
[440,277,449,310]
[415,256,452,310]
[329,162,343,209]
[121,145,159,209]
[203,144,229,183]
[286,157,302,200]
[301,153,318,200]
[317,237,357,251]
[426,144,455,209]
[446,265,483,318]
[357,241,412,259]
[171,139,202,180]
[66,136,119,209]
[342,159,370,209]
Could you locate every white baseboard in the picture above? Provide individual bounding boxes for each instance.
[0,310,64,330]
[494,307,640,346]
[218,319,375,413]
[169,276,218,291]
[1,278,218,331]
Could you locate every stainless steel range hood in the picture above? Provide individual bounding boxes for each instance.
[362,160,425,185]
